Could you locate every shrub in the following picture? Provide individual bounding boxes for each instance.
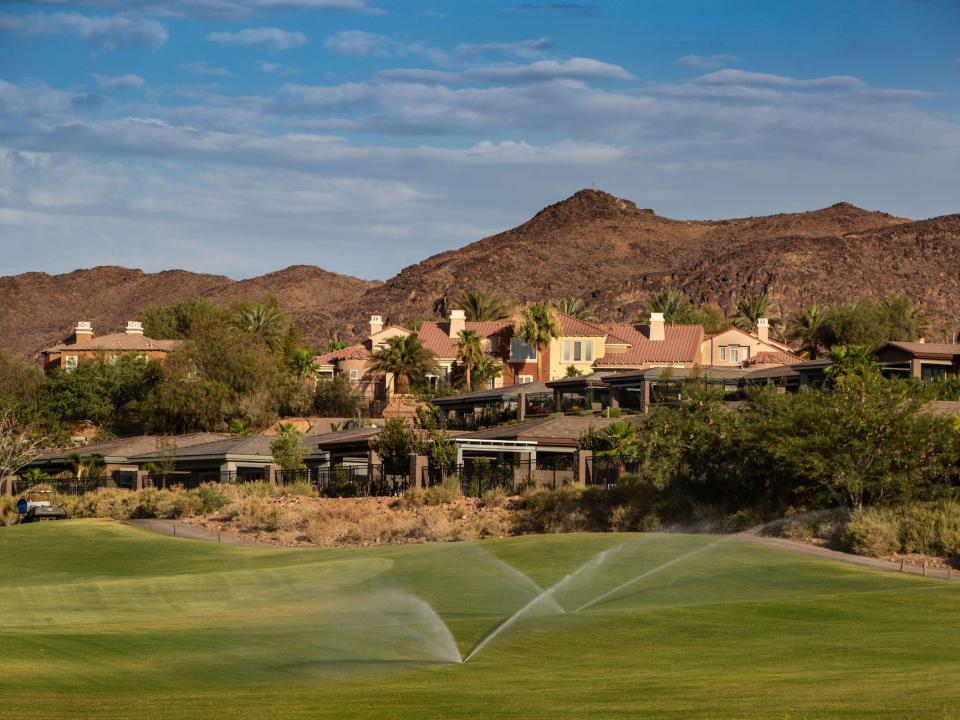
[841,508,900,557]
[197,483,232,514]
[0,496,18,526]
[231,497,283,532]
[480,487,508,508]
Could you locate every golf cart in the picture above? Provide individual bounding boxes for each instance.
[17,490,68,523]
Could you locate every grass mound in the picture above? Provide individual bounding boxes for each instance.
[1,521,958,719]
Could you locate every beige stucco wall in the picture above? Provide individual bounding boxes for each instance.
[549,336,605,379]
[700,328,777,366]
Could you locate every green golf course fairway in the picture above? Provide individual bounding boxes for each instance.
[2,521,958,719]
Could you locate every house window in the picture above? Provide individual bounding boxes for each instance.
[349,369,359,380]
[65,355,78,372]
[518,375,534,384]
[562,340,571,362]
[510,339,537,362]
[585,340,593,362]
[573,341,582,362]
[719,347,726,361]
[743,346,750,360]
[730,347,740,363]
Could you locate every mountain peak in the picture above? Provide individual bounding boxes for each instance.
[527,188,652,227]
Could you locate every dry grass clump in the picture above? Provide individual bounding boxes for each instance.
[392,478,462,509]
[0,497,19,526]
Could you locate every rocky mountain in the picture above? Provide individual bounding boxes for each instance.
[3,189,959,358]
[0,265,378,358]
[336,190,944,335]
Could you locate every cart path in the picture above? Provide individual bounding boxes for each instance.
[744,534,959,582]
[124,518,268,547]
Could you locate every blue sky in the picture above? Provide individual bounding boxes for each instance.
[1,0,958,280]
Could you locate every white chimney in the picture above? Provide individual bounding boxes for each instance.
[369,314,383,337]
[74,321,93,344]
[449,309,466,339]
[649,312,665,342]
[125,321,144,336]
[757,317,769,343]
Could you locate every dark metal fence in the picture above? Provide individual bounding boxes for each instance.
[278,465,408,497]
[12,476,114,496]
[583,455,641,488]
[423,455,577,496]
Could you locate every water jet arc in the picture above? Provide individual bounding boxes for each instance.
[464,545,621,663]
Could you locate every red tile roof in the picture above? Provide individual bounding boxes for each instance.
[595,323,704,366]
[43,333,180,353]
[416,321,512,359]
[315,342,371,364]
[554,312,609,337]
[743,350,801,366]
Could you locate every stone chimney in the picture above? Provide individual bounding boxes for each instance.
[125,321,144,336]
[74,321,93,344]
[649,312,665,342]
[757,317,770,344]
[369,314,383,337]
[449,309,466,339]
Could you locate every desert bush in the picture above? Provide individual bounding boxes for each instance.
[230,497,283,532]
[841,508,900,557]
[513,485,593,533]
[197,483,233,514]
[723,507,767,533]
[0,496,18,526]
[896,501,960,557]
[480,487,508,508]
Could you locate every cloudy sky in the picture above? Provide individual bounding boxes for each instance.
[1,0,959,280]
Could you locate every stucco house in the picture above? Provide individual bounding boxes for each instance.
[41,320,179,374]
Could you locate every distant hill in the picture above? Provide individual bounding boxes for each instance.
[4,189,960,358]
[0,265,379,358]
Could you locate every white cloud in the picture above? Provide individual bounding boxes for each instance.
[28,0,379,19]
[380,57,634,85]
[0,11,167,50]
[323,30,447,63]
[694,69,864,90]
[182,61,233,76]
[92,73,146,89]
[674,54,740,69]
[207,27,306,50]
[453,37,553,60]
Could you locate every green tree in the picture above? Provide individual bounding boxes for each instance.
[425,428,457,468]
[732,293,781,332]
[139,298,221,340]
[66,452,105,479]
[0,410,49,482]
[882,295,929,341]
[143,378,233,433]
[453,290,510,321]
[232,298,288,350]
[323,340,348,353]
[471,355,503,390]
[369,335,438,394]
[314,374,363,417]
[288,348,319,378]
[644,290,694,324]
[787,305,828,359]
[552,298,595,321]
[825,345,878,384]
[565,365,583,377]
[372,418,423,474]
[0,350,44,417]
[270,424,307,471]
[515,302,560,381]
[455,329,485,391]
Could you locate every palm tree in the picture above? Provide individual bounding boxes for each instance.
[471,355,503,390]
[600,420,639,472]
[236,302,285,348]
[644,290,693,324]
[21,467,51,486]
[882,295,929,341]
[288,348,319,378]
[515,302,560,381]
[787,305,828,359]
[324,339,348,353]
[825,345,877,383]
[552,298,595,321]
[66,453,105,479]
[453,290,510,321]
[732,293,782,332]
[369,335,438,394]
[455,329,485,391]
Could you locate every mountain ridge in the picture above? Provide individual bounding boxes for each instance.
[3,189,958,358]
